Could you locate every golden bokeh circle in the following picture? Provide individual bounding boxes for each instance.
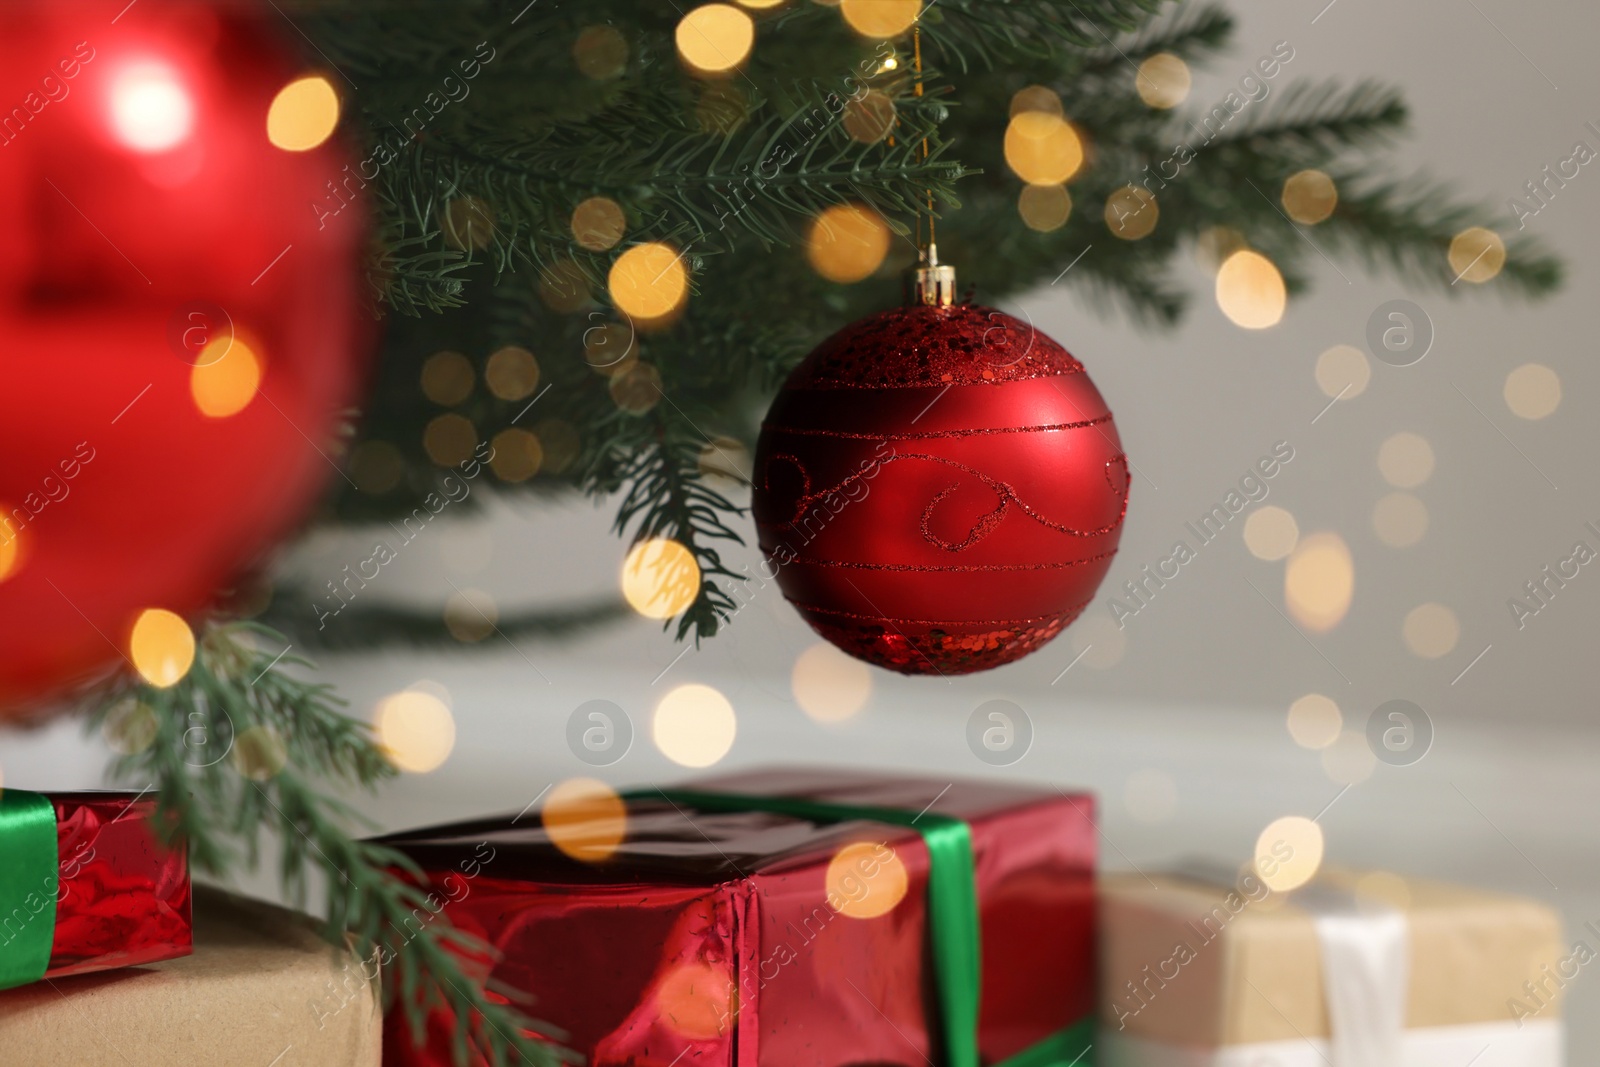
[653,683,737,768]
[424,413,478,467]
[1373,492,1428,548]
[1315,344,1370,399]
[1004,112,1084,185]
[231,724,288,781]
[1104,185,1158,240]
[129,609,195,688]
[843,90,897,144]
[1377,431,1433,489]
[485,345,540,401]
[676,4,756,75]
[792,642,872,722]
[610,362,664,415]
[609,243,690,322]
[543,778,628,863]
[1403,602,1459,659]
[443,195,495,252]
[421,350,475,406]
[267,75,339,152]
[574,26,629,80]
[444,588,498,643]
[1284,531,1354,633]
[1215,250,1286,329]
[1504,363,1561,420]
[657,961,737,1039]
[840,0,920,37]
[1009,85,1063,118]
[1321,731,1376,786]
[1194,226,1248,274]
[1282,169,1338,225]
[1254,816,1324,892]
[807,203,891,283]
[584,322,638,376]
[374,690,456,773]
[0,514,19,585]
[1243,505,1299,561]
[572,197,627,252]
[490,428,544,483]
[1018,183,1072,232]
[538,259,593,313]
[1448,227,1505,283]
[622,538,701,619]
[1135,53,1191,109]
[190,337,262,419]
[826,841,908,918]
[1287,694,1342,750]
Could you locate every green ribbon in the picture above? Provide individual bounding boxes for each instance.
[0,790,59,990]
[640,789,1093,1067]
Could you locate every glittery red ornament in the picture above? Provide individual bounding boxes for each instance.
[0,0,368,711]
[753,300,1128,674]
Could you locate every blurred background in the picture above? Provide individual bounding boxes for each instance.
[6,0,1598,1057]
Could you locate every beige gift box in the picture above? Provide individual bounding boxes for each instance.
[1099,869,1568,1065]
[0,886,381,1066]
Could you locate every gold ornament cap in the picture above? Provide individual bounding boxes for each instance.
[913,244,956,307]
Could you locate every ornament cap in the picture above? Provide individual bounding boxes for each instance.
[913,244,957,307]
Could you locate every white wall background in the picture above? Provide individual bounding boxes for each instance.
[6,0,1599,1058]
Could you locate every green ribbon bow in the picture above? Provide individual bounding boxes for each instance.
[643,789,1093,1067]
[0,790,59,991]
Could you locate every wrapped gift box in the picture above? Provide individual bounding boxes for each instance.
[0,790,191,989]
[1098,868,1566,1067]
[377,768,1097,1067]
[0,885,382,1065]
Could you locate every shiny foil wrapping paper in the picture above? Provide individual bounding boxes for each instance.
[378,770,1096,1067]
[34,792,192,979]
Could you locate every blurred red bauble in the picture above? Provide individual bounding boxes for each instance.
[0,1,368,711]
[753,301,1128,675]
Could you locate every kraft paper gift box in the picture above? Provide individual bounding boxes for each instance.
[377,768,1098,1067]
[1098,868,1566,1067]
[0,886,382,1066]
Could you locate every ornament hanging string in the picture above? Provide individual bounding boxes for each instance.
[913,20,935,255]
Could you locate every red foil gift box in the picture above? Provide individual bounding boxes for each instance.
[379,769,1096,1067]
[0,790,192,989]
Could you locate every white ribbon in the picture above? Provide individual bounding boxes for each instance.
[1294,881,1408,1067]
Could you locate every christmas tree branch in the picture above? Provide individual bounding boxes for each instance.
[89,622,570,1067]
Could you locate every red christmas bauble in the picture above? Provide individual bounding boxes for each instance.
[753,302,1128,674]
[0,1,368,711]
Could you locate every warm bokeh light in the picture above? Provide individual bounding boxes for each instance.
[490,428,543,482]
[697,435,749,485]
[658,962,737,1040]
[538,259,592,313]
[843,90,896,143]
[1104,185,1157,240]
[1216,250,1286,328]
[267,75,340,152]
[374,689,456,772]
[485,346,540,401]
[231,724,288,781]
[443,587,498,642]
[1243,505,1299,561]
[574,25,629,80]
[807,203,890,283]
[1004,112,1084,185]
[1315,344,1370,399]
[111,64,193,152]
[584,322,638,376]
[190,337,261,417]
[1009,85,1063,118]
[1373,492,1427,548]
[1018,183,1072,232]
[103,699,159,756]
[129,608,195,688]
[543,777,627,862]
[610,361,665,415]
[840,0,920,37]
[1255,816,1324,892]
[572,196,627,252]
[443,195,495,251]
[1070,613,1127,669]
[1377,431,1434,488]
[1285,531,1354,633]
[1448,226,1506,283]
[1322,731,1377,785]
[1403,602,1459,659]
[0,515,22,585]
[826,841,909,918]
[1135,53,1190,109]
[1504,363,1561,420]
[792,642,872,722]
[1282,169,1337,224]
[1286,693,1341,750]
[676,4,756,74]
[653,683,737,768]
[621,538,701,619]
[737,0,785,7]
[1194,226,1249,274]
[609,242,690,321]
[421,350,475,406]
[1124,768,1177,824]
[424,413,478,466]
